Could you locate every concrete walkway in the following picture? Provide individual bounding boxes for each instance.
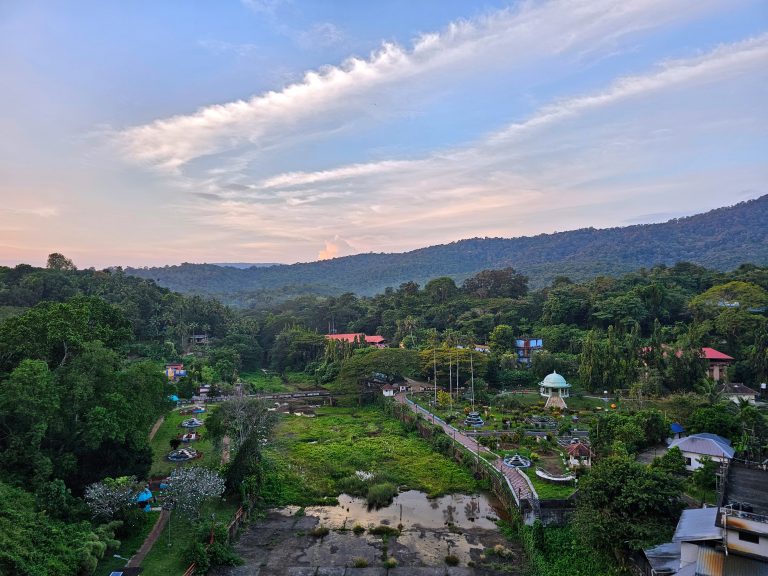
[126,509,170,567]
[395,394,536,507]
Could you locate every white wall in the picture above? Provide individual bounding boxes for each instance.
[682,451,728,471]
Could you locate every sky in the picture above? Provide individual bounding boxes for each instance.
[0,0,766,268]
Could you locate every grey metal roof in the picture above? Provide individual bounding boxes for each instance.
[668,434,735,459]
[672,508,721,542]
[643,541,680,573]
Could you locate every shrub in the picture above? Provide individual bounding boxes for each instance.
[311,525,329,538]
[445,554,460,566]
[352,524,365,535]
[366,482,397,507]
[383,557,397,568]
[369,524,400,537]
[353,557,369,567]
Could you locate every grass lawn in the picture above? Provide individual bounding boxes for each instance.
[521,467,577,500]
[139,499,239,576]
[240,370,291,393]
[93,511,160,576]
[149,408,221,477]
[260,406,478,505]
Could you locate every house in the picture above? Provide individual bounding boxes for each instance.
[516,338,543,365]
[718,382,758,405]
[566,442,593,468]
[164,363,187,380]
[381,384,396,397]
[539,371,571,410]
[188,334,209,345]
[325,333,388,348]
[641,346,734,382]
[668,433,734,471]
[456,343,490,353]
[701,347,734,381]
[644,463,768,575]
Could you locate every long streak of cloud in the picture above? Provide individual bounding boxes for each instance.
[116,0,717,171]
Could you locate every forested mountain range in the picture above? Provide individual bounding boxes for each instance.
[127,195,768,303]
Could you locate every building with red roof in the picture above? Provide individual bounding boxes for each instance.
[641,346,735,382]
[325,333,388,348]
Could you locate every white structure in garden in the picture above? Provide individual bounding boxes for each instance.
[539,371,571,410]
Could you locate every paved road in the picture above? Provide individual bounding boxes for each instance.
[395,394,536,506]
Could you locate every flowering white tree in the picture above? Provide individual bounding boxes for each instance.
[84,476,142,520]
[163,466,225,520]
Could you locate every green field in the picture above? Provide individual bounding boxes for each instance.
[149,408,220,477]
[260,406,478,505]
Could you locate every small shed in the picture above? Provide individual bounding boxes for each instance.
[381,384,396,397]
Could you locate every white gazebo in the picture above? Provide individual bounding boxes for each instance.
[539,371,571,409]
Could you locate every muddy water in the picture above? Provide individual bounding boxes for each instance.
[215,491,523,575]
[304,490,504,530]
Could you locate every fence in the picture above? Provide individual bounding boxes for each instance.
[182,505,247,576]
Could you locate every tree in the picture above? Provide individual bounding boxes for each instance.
[163,466,225,521]
[462,268,528,299]
[84,476,142,521]
[574,455,684,557]
[651,447,686,477]
[46,252,77,271]
[489,324,516,355]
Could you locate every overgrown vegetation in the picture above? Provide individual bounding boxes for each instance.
[257,406,477,505]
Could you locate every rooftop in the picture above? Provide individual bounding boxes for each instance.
[540,371,570,388]
[669,433,734,459]
[723,463,768,516]
[718,382,758,396]
[673,508,720,543]
[643,541,680,575]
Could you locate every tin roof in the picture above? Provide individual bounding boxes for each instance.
[643,542,680,574]
[669,433,734,459]
[672,508,721,542]
[695,544,768,576]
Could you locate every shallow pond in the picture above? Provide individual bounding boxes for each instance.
[302,489,504,530]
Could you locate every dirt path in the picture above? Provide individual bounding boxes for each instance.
[126,509,170,567]
[148,415,165,442]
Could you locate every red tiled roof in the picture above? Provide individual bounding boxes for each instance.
[700,347,734,361]
[365,335,386,344]
[325,333,366,342]
[567,443,592,458]
[641,346,734,361]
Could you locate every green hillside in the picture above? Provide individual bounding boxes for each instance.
[126,195,768,302]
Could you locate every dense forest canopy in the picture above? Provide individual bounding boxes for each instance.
[1,253,767,574]
[126,195,768,303]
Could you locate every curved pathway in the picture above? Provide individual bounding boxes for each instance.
[126,509,170,567]
[395,393,537,511]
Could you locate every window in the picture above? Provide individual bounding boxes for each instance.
[685,457,692,466]
[738,531,760,544]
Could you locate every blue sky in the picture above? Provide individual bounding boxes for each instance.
[0,0,766,267]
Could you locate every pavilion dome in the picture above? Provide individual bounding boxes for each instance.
[541,371,570,388]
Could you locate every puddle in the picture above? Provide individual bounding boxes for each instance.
[305,490,503,530]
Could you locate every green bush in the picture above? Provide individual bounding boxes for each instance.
[445,554,460,566]
[366,482,398,507]
[353,557,369,567]
[311,525,329,538]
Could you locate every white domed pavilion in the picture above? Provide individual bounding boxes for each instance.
[539,371,571,409]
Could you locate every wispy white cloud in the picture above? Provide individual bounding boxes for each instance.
[297,22,345,49]
[116,0,717,171]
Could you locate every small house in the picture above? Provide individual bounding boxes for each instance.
[718,382,758,405]
[701,347,734,381]
[188,334,209,345]
[381,384,396,397]
[516,338,543,365]
[668,433,734,471]
[566,442,593,468]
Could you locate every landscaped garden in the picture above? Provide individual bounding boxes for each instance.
[258,406,478,506]
[149,408,221,477]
